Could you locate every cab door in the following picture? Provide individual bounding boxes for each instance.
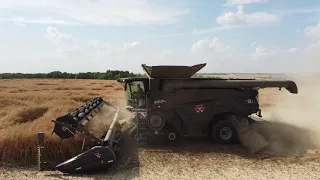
[126,80,148,109]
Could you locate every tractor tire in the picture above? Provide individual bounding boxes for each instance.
[211,119,238,144]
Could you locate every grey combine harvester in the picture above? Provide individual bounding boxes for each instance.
[37,63,298,173]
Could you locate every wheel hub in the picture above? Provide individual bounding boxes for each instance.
[220,127,232,140]
[148,114,165,130]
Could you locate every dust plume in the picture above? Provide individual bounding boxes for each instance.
[85,106,116,138]
[234,75,320,156]
[266,75,320,155]
[85,104,134,139]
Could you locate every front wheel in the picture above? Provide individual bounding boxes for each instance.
[211,120,238,144]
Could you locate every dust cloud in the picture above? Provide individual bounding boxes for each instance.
[85,104,134,139]
[85,105,115,138]
[266,75,320,155]
[234,75,320,157]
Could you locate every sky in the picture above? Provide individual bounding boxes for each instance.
[1,0,320,74]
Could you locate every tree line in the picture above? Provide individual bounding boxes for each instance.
[0,70,147,80]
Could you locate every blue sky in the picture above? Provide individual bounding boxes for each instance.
[1,0,320,74]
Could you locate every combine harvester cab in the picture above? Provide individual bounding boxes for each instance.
[37,97,122,173]
[117,63,298,145]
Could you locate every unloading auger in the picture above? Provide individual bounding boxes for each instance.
[37,97,122,173]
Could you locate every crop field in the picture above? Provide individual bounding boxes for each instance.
[0,75,320,180]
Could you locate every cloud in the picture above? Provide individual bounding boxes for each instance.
[251,42,257,46]
[14,22,27,27]
[147,33,186,37]
[160,50,172,57]
[242,38,320,73]
[56,45,83,57]
[0,17,83,26]
[226,0,267,5]
[274,7,320,16]
[124,41,141,51]
[45,26,81,57]
[250,46,269,60]
[303,21,320,59]
[88,40,141,53]
[0,17,26,27]
[249,42,284,61]
[238,21,320,73]
[192,26,233,35]
[217,5,279,26]
[195,4,279,34]
[304,21,320,40]
[0,0,190,26]
[45,26,75,44]
[191,37,231,53]
[288,48,300,53]
[89,40,111,53]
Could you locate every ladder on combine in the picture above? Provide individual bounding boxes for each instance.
[129,108,149,145]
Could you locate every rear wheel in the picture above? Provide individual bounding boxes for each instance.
[211,119,238,144]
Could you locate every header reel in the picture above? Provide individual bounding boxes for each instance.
[51,97,106,144]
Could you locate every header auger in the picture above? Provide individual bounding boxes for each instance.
[37,63,299,174]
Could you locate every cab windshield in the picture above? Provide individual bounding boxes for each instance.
[125,81,146,108]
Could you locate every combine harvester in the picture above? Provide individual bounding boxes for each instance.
[37,63,298,173]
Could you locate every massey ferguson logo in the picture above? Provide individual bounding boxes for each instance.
[194,104,205,113]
